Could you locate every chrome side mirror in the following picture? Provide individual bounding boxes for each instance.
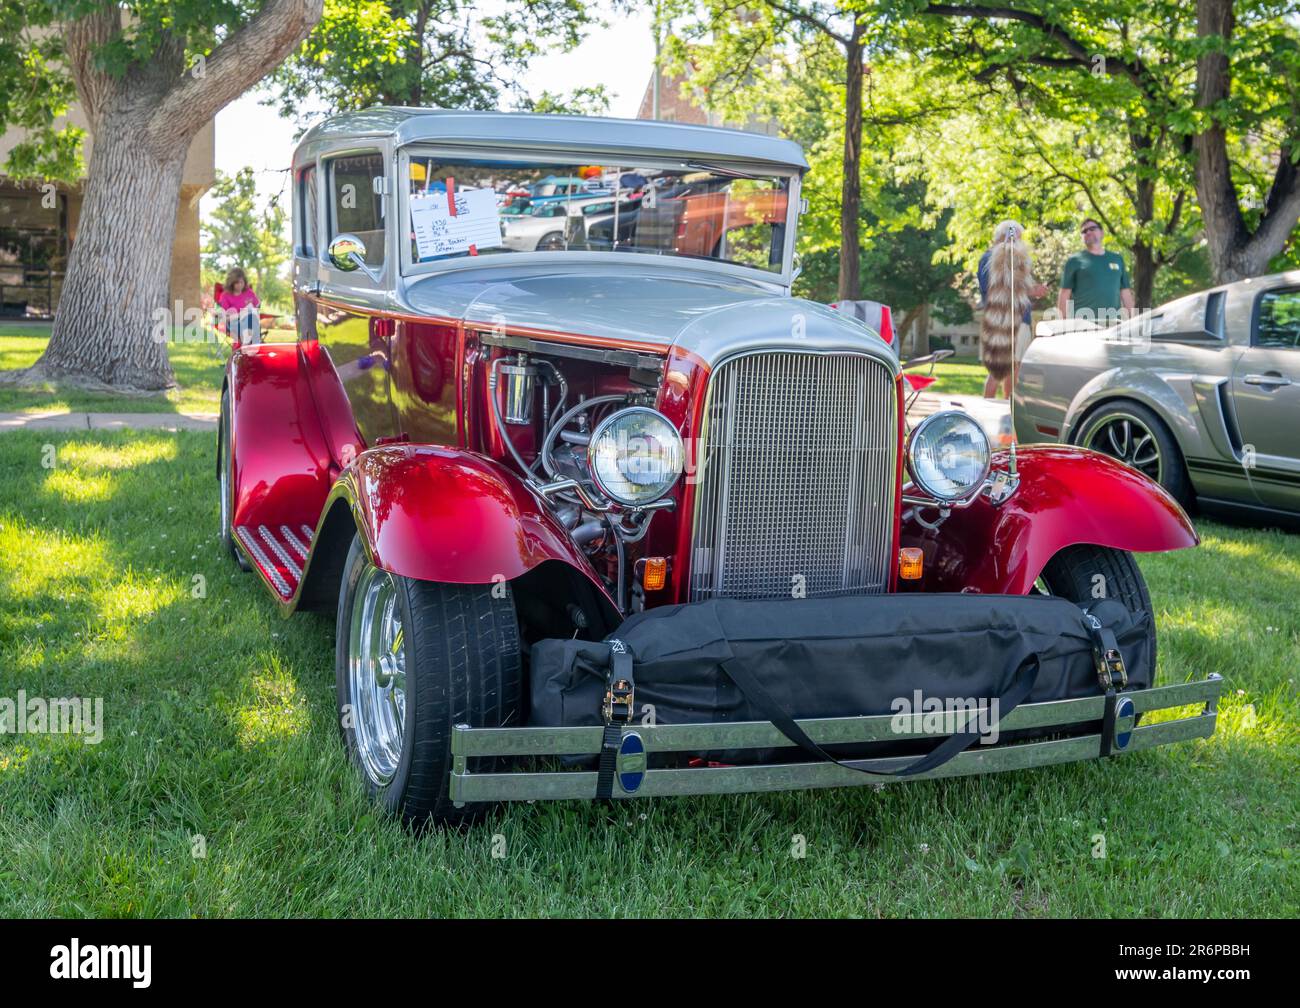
[327,233,380,281]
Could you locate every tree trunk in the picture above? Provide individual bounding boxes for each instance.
[895,305,918,356]
[1192,0,1248,283]
[1193,0,1300,283]
[838,25,865,302]
[912,301,931,358]
[4,1,323,393]
[40,120,185,390]
[1131,160,1157,311]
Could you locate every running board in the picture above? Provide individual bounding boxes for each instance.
[235,524,315,599]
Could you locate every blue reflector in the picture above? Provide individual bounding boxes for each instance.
[617,731,647,793]
[1114,696,1136,750]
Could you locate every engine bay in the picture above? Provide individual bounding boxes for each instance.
[477,330,682,618]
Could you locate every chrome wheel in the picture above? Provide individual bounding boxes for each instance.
[347,563,407,787]
[1083,413,1162,483]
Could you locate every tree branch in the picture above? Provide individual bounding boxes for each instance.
[1251,137,1300,258]
[148,0,323,153]
[63,8,123,133]
[923,3,1148,89]
[1023,132,1117,233]
[762,0,850,48]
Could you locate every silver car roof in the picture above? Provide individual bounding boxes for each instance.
[294,108,809,172]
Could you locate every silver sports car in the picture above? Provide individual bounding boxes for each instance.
[1014,270,1300,520]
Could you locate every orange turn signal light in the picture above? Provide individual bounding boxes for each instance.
[642,557,668,592]
[899,547,924,581]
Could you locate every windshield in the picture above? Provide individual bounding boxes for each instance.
[403,154,792,274]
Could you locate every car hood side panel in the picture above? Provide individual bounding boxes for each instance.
[402,263,897,370]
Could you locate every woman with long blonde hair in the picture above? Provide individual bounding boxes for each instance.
[977,220,1047,398]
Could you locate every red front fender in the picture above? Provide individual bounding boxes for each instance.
[902,445,1198,595]
[324,444,610,597]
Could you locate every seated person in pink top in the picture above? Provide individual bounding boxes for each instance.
[217,267,261,343]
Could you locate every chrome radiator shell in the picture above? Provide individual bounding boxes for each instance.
[688,349,898,601]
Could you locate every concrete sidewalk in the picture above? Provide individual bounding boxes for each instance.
[0,410,218,432]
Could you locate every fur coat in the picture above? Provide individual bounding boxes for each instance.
[980,225,1036,383]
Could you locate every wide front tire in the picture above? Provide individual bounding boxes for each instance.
[335,535,522,826]
[1035,544,1157,670]
[217,387,250,571]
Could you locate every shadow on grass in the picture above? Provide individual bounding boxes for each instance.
[0,431,1294,917]
[0,334,227,416]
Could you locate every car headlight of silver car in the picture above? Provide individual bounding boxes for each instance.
[587,407,684,506]
[906,410,991,502]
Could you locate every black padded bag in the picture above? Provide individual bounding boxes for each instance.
[528,593,1151,765]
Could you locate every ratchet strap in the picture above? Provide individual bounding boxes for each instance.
[595,639,635,801]
[720,651,1041,778]
[1084,610,1128,758]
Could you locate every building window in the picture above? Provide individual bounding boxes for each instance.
[0,183,67,318]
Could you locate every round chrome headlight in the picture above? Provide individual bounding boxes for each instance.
[906,410,991,502]
[587,407,684,506]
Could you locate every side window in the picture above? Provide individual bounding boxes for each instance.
[328,152,386,267]
[1257,289,1300,349]
[298,165,318,257]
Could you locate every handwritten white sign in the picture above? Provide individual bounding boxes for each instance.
[410,188,503,259]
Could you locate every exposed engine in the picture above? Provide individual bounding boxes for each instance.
[480,331,683,614]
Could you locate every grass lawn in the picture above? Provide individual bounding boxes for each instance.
[0,330,226,416]
[0,429,1296,917]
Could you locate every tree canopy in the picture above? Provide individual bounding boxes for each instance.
[268,0,607,120]
[660,0,1299,319]
[0,1,322,390]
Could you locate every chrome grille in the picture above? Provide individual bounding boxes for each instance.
[689,350,897,601]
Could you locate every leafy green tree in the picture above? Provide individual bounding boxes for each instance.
[799,175,972,356]
[269,0,601,119]
[663,1,879,301]
[0,3,81,181]
[906,0,1300,295]
[908,94,1203,308]
[518,86,614,115]
[0,1,323,392]
[202,169,293,312]
[659,21,975,332]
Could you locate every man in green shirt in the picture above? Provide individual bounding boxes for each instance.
[1057,218,1135,325]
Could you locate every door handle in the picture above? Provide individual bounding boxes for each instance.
[1242,373,1292,387]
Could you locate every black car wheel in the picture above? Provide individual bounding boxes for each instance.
[1076,400,1191,506]
[1033,544,1157,670]
[536,231,566,251]
[335,534,522,826]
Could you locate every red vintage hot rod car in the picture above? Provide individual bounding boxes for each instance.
[219,109,1221,823]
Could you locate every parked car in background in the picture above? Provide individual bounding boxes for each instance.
[1014,271,1300,521]
[219,108,1218,824]
[565,194,643,249]
[500,194,611,251]
[528,174,611,201]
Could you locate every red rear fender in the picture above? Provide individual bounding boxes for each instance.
[226,343,335,532]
